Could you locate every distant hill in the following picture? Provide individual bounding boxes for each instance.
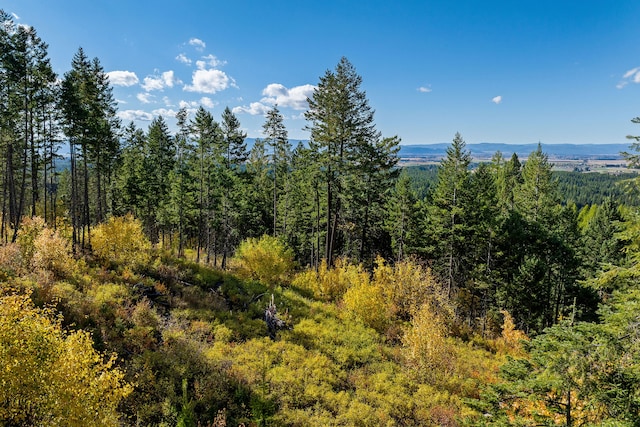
[55,140,632,165]
[249,139,631,161]
[399,143,631,160]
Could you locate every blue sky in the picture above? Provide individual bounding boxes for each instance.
[5,0,640,145]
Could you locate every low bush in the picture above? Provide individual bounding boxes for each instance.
[91,215,151,268]
[233,235,294,287]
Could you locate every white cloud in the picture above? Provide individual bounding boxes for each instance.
[152,108,178,118]
[260,83,315,110]
[623,67,640,80]
[417,86,432,93]
[200,97,215,108]
[162,96,173,106]
[492,95,503,104]
[141,70,180,92]
[106,70,139,87]
[176,53,192,65]
[196,54,225,69]
[11,12,20,20]
[116,99,127,104]
[619,66,640,88]
[137,93,154,104]
[233,102,271,116]
[189,38,206,51]
[118,110,153,121]
[184,68,233,94]
[179,100,199,109]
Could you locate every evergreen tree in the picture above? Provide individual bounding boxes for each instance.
[493,151,522,213]
[384,172,418,262]
[113,122,145,217]
[88,57,120,223]
[262,105,290,236]
[167,108,197,257]
[285,143,324,268]
[60,48,119,249]
[244,138,272,239]
[141,116,174,243]
[580,198,625,279]
[218,107,247,268]
[424,132,473,297]
[515,143,558,224]
[346,135,400,263]
[305,57,387,265]
[60,47,92,250]
[466,162,500,325]
[189,107,220,262]
[0,13,57,241]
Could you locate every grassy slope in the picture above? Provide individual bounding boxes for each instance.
[4,245,510,426]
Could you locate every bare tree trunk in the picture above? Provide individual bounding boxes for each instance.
[82,144,90,249]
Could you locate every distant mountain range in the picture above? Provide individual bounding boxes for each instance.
[398,143,631,160]
[244,138,630,161]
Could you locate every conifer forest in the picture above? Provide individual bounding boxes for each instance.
[1,10,640,426]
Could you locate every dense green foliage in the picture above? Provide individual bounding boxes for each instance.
[405,166,639,208]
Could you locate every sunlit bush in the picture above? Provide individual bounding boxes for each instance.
[32,227,74,277]
[233,235,294,287]
[0,292,131,426]
[88,283,131,313]
[0,243,23,279]
[14,216,75,278]
[16,216,46,267]
[403,302,455,383]
[496,309,528,356]
[342,278,389,332]
[292,258,368,301]
[372,257,452,322]
[91,215,151,267]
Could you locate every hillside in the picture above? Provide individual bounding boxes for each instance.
[0,218,513,426]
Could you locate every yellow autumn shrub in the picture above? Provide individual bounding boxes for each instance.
[91,214,151,267]
[292,258,368,301]
[16,216,46,266]
[0,292,131,426]
[496,309,528,356]
[233,234,294,286]
[403,302,455,383]
[0,243,23,279]
[32,226,74,277]
[13,216,75,278]
[372,257,452,322]
[342,278,390,332]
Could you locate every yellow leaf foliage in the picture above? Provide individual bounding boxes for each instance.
[13,217,75,278]
[342,277,389,332]
[91,214,151,267]
[16,216,46,266]
[0,243,23,279]
[496,309,528,356]
[233,235,294,287]
[295,257,453,333]
[403,302,455,383]
[292,258,368,301]
[32,226,74,277]
[0,292,132,426]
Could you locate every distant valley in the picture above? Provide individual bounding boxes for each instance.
[398,142,631,161]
